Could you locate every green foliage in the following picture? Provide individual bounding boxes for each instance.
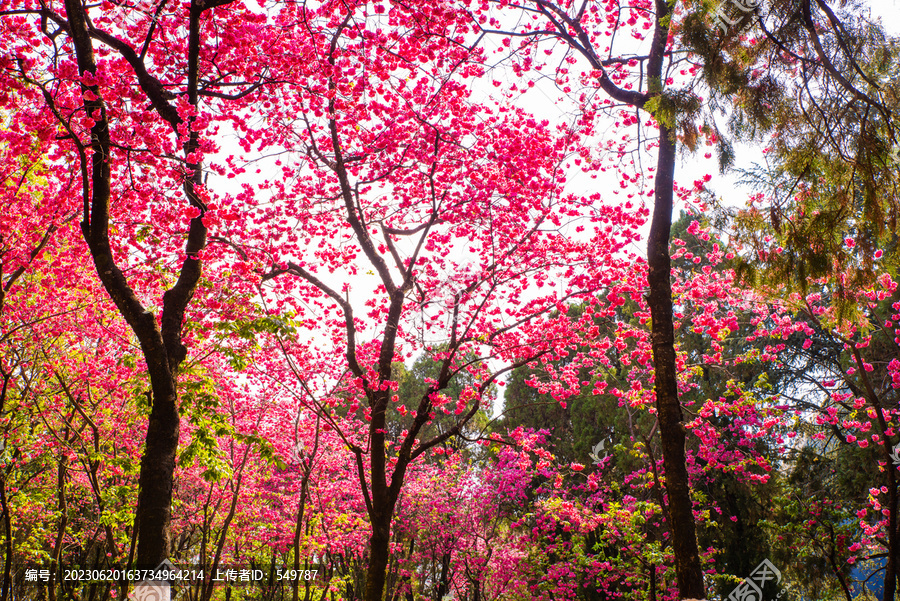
[390,347,494,459]
[760,479,861,600]
[178,372,234,482]
[684,0,900,309]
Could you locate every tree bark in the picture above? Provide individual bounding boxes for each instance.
[435,551,451,601]
[0,372,11,601]
[293,420,320,601]
[646,122,705,599]
[365,523,391,601]
[0,476,12,601]
[47,444,69,601]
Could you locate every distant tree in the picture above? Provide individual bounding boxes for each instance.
[499,302,629,468]
[499,213,802,599]
[393,349,494,457]
[681,5,900,596]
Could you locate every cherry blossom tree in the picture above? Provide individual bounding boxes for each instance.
[1,0,273,571]
[210,2,648,599]
[0,129,148,599]
[6,0,898,599]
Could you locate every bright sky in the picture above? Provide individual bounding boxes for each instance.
[871,0,900,26]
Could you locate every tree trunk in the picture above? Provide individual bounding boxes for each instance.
[646,122,705,600]
[0,476,12,601]
[435,551,451,601]
[292,473,310,601]
[48,450,69,601]
[365,522,391,601]
[134,389,180,567]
